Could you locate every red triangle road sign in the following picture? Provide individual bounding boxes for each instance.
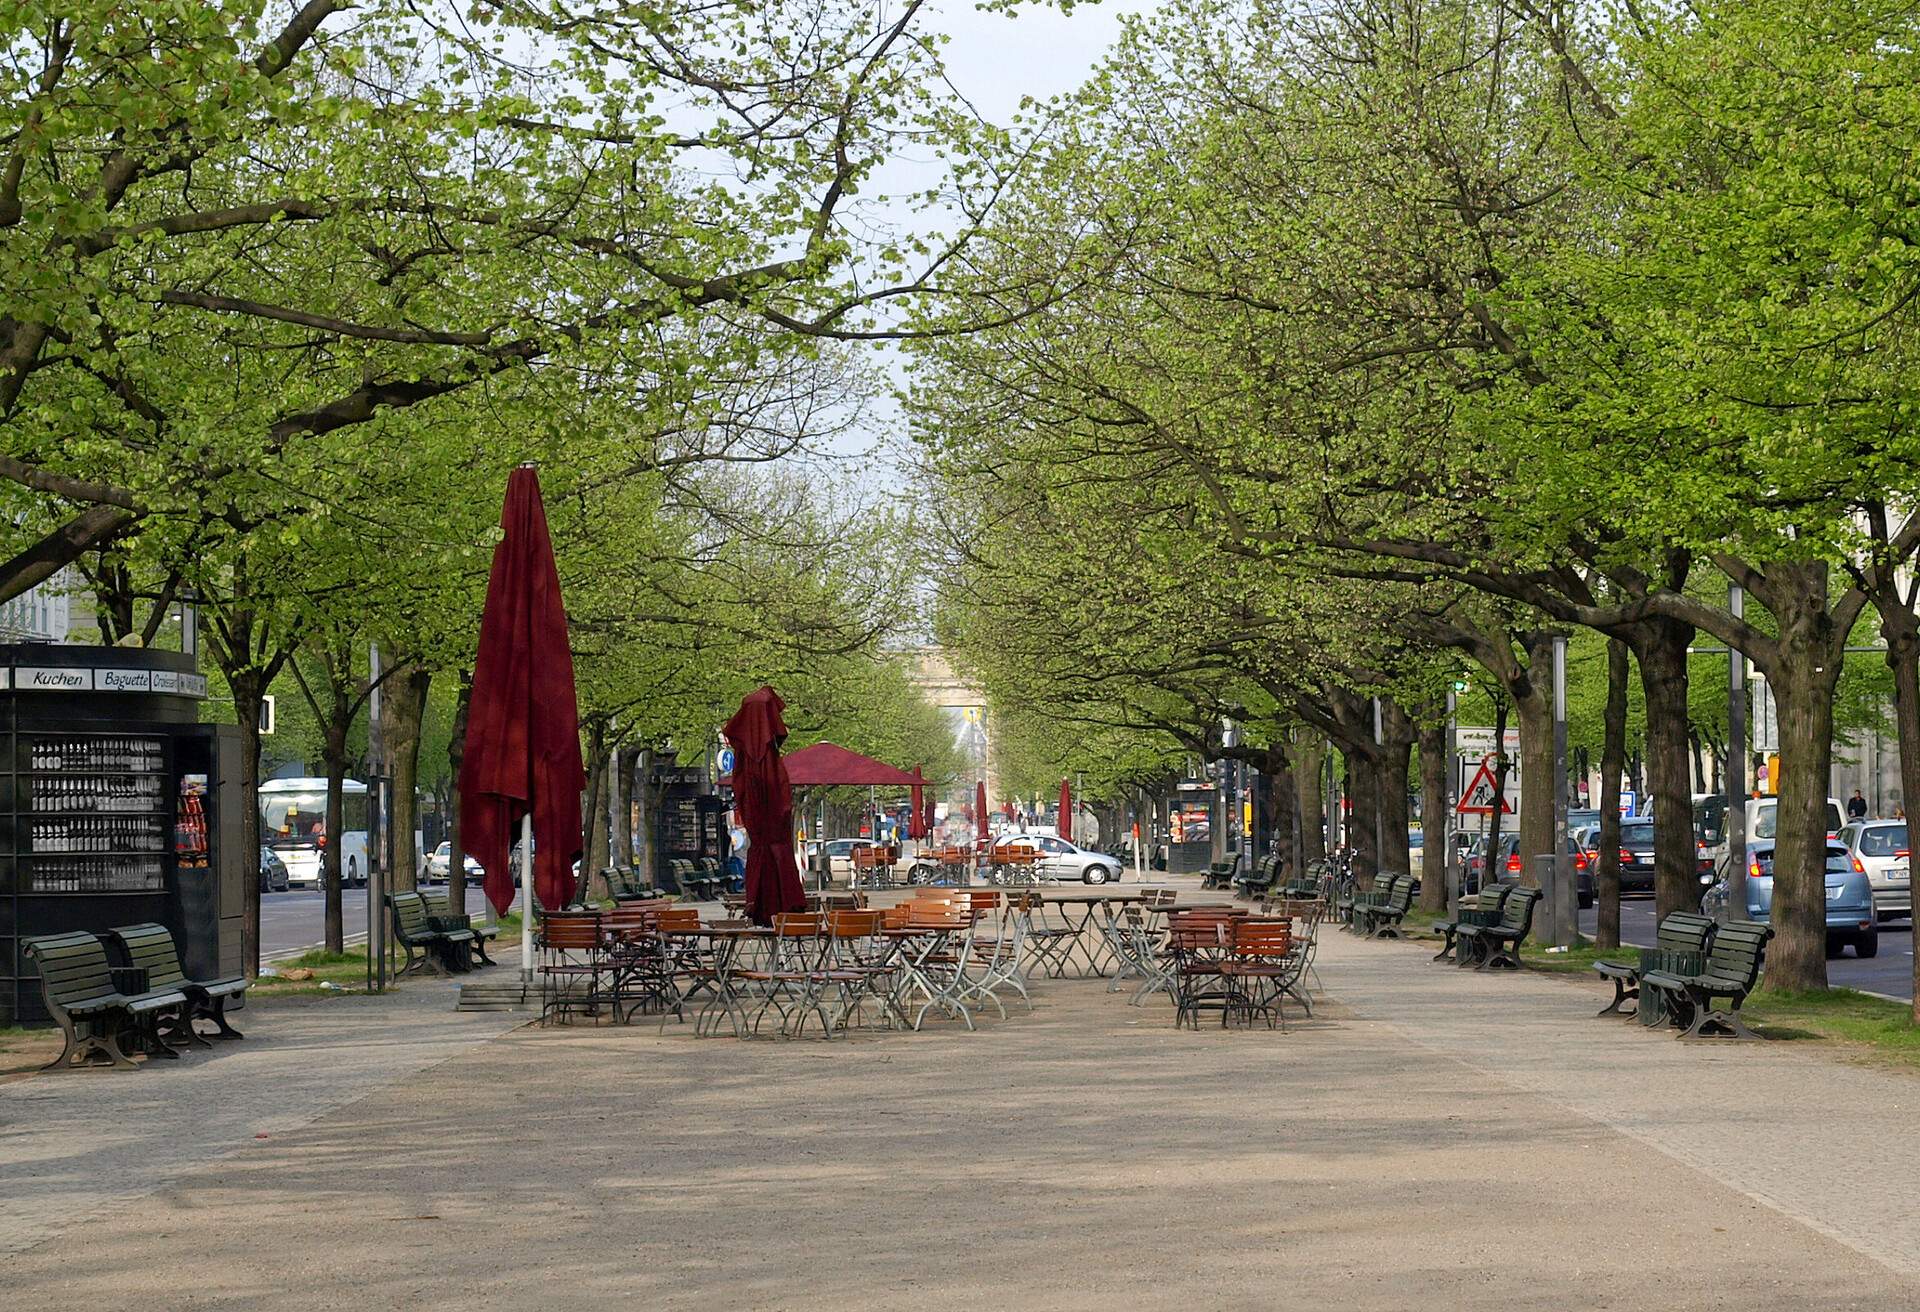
[1456,758,1515,815]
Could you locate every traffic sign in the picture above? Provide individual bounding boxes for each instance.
[717,746,736,774]
[1456,756,1516,815]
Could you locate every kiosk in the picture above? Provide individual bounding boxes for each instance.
[1,645,247,1026]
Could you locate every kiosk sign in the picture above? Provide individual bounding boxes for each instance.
[16,666,90,691]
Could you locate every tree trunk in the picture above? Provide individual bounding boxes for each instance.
[228,671,268,978]
[322,723,347,955]
[1348,748,1380,885]
[1418,717,1449,913]
[1268,756,1298,877]
[382,666,430,895]
[634,749,658,888]
[611,747,635,872]
[1378,732,1413,880]
[1597,637,1629,950]
[1295,731,1327,865]
[1633,617,1701,919]
[446,670,472,916]
[579,720,608,904]
[1486,696,1510,884]
[1513,643,1554,888]
[1875,593,1920,1020]
[1761,565,1847,993]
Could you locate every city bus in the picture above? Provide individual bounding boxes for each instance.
[259,777,370,889]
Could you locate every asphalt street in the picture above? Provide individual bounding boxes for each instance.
[1578,895,1914,1000]
[260,885,513,961]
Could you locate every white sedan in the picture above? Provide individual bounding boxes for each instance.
[992,833,1124,885]
[424,841,483,884]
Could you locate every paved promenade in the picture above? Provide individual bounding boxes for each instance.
[2,920,1915,1310]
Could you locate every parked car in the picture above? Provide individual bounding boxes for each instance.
[259,845,289,894]
[1464,833,1520,889]
[1834,820,1912,922]
[1615,819,1658,893]
[992,832,1123,884]
[425,841,483,884]
[816,838,883,878]
[1702,838,1877,958]
[1706,794,1845,869]
[1464,833,1592,907]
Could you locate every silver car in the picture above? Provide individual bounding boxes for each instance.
[1834,820,1911,921]
[992,833,1123,884]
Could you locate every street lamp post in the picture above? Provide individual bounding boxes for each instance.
[1372,698,1385,876]
[1548,635,1575,946]
[1445,685,1460,917]
[1727,584,1748,922]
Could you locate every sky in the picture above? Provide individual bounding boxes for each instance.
[814,1,1159,483]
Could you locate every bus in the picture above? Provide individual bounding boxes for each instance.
[259,777,370,889]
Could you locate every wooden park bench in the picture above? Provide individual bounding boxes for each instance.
[1639,921,1774,1040]
[1279,859,1328,901]
[606,866,666,903]
[1339,872,1402,931]
[107,922,248,1043]
[1231,854,1283,900]
[1432,883,1512,963]
[1454,885,1542,970]
[1201,854,1242,891]
[421,888,499,967]
[1593,912,1717,1019]
[23,931,189,1070]
[1352,873,1414,939]
[389,891,476,976]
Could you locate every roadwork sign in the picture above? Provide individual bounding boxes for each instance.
[1456,755,1516,815]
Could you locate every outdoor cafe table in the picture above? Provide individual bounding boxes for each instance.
[1028,891,1158,978]
[663,925,774,1037]
[882,923,976,1031]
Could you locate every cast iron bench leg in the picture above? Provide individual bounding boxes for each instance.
[46,1013,137,1071]
[1596,975,1636,1018]
[207,996,244,1040]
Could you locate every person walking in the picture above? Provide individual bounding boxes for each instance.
[1847,788,1869,821]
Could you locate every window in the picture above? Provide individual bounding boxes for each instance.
[1621,823,1654,845]
[1860,825,1907,857]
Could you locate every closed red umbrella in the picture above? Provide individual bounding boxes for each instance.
[908,767,927,841]
[975,780,988,850]
[922,792,936,843]
[1059,778,1073,843]
[459,466,585,980]
[724,686,807,925]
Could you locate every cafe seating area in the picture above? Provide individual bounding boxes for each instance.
[531,884,1329,1037]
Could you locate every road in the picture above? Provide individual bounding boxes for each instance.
[1578,896,1914,1000]
[261,886,518,961]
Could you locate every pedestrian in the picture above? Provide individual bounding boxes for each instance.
[1847,788,1868,821]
